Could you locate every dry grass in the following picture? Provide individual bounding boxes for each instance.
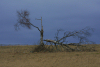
[0,44,100,67]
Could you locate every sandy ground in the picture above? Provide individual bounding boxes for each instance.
[0,45,100,67]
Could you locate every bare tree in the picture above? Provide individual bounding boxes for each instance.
[14,10,95,52]
[14,10,44,46]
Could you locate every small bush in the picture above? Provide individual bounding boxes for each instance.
[31,45,52,52]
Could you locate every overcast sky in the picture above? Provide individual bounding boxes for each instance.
[0,0,100,45]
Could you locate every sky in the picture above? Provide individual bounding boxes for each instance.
[0,0,100,45]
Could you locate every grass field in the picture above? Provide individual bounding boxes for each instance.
[0,44,100,67]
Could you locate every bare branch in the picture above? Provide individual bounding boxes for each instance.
[58,27,94,43]
[54,29,64,42]
[15,10,41,32]
[29,22,41,32]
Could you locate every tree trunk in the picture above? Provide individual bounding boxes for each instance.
[40,26,44,46]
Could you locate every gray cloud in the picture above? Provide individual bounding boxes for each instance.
[0,0,100,45]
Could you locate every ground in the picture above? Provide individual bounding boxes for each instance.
[0,45,100,67]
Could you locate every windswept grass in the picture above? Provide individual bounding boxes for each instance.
[0,44,100,67]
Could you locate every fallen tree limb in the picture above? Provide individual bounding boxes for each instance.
[44,39,81,51]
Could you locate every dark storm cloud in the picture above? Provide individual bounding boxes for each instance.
[0,0,100,45]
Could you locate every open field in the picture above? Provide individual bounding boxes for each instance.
[0,44,100,67]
